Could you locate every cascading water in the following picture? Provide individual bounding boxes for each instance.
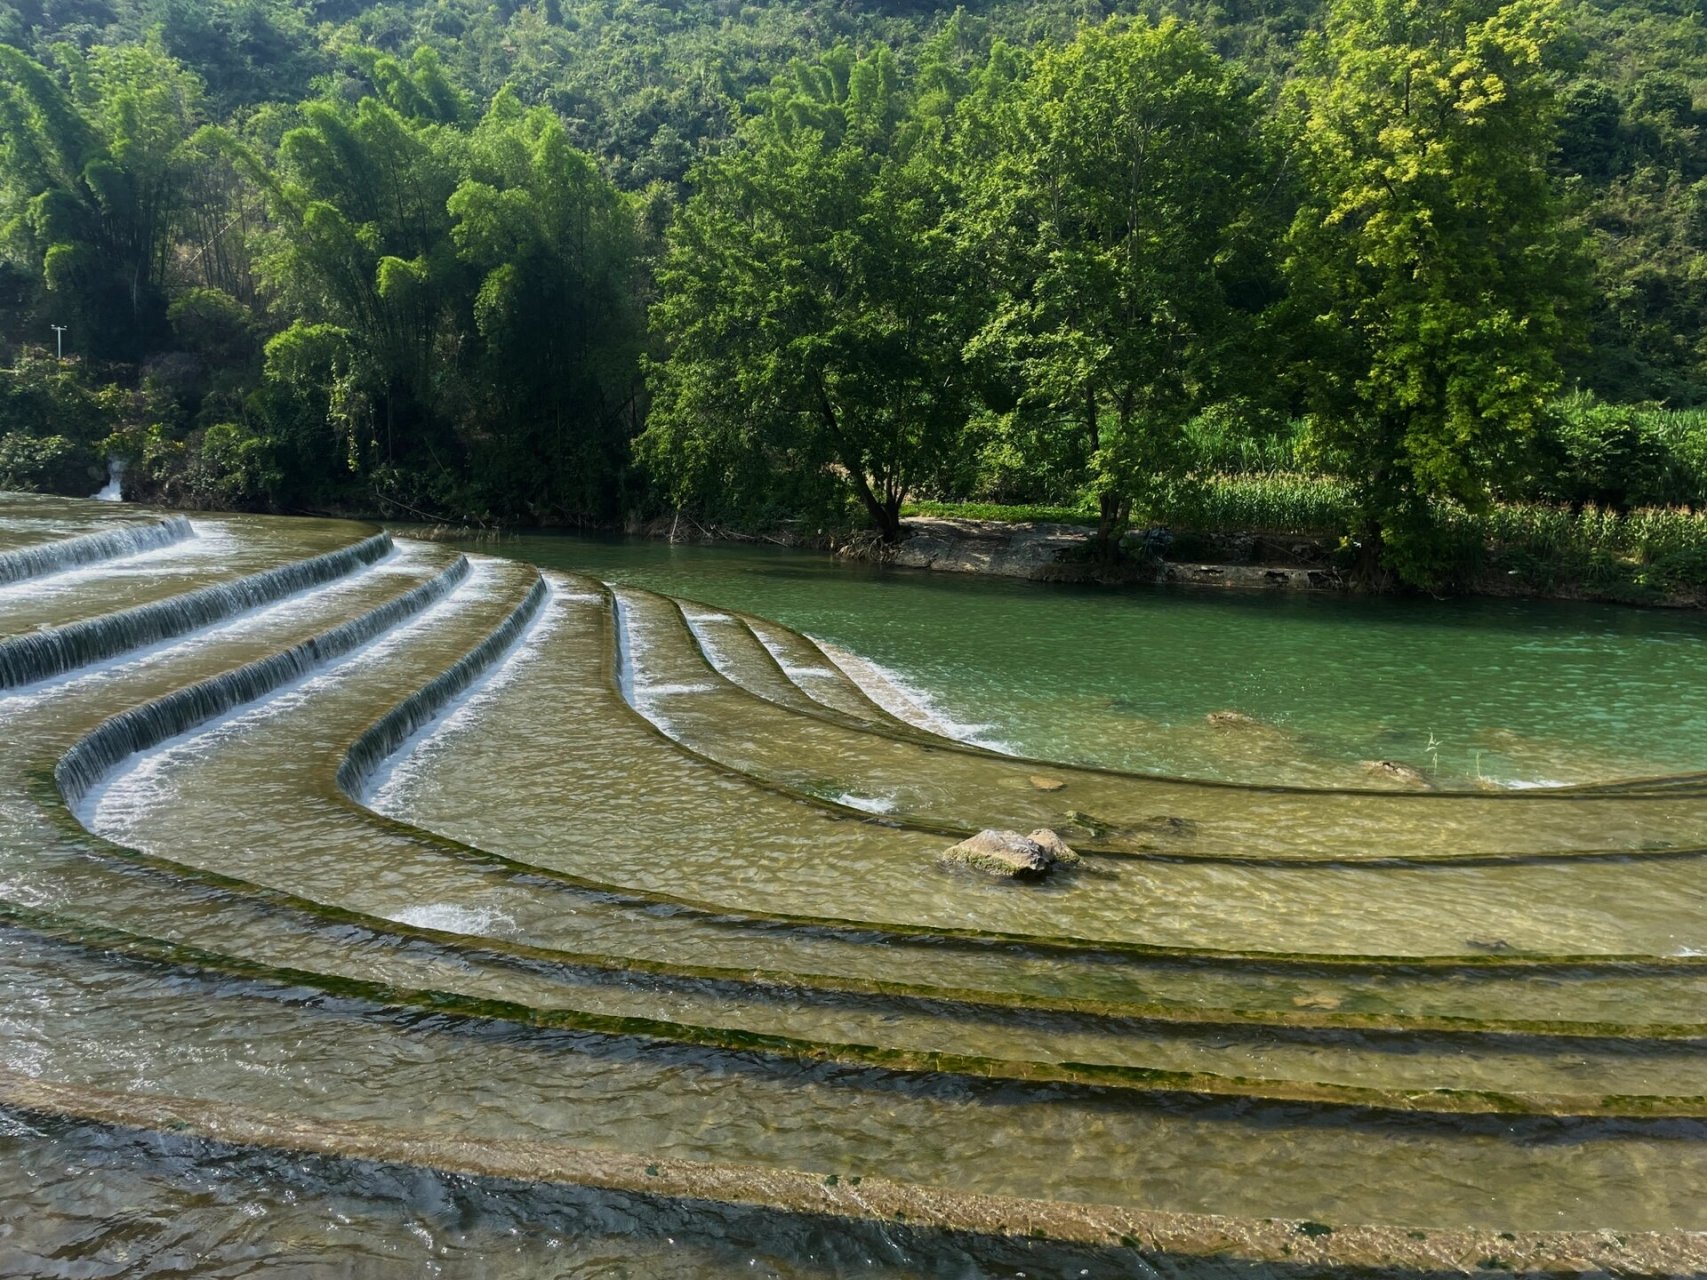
[0,515,192,586]
[92,456,125,502]
[4,494,1707,1278]
[0,531,392,688]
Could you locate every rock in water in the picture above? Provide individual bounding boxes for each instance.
[940,829,1060,878]
[1361,759,1431,789]
[1028,774,1067,792]
[1026,828,1082,866]
[1206,710,1262,728]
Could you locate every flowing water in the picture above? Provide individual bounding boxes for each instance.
[467,533,1707,789]
[4,499,1707,1277]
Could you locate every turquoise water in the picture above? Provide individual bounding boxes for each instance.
[452,532,1707,788]
[11,500,1707,1275]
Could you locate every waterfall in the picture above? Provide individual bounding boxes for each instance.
[56,555,471,809]
[0,516,193,587]
[93,457,125,502]
[338,573,549,799]
[0,531,393,690]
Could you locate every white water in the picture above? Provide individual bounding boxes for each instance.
[92,458,124,503]
[84,559,496,834]
[365,579,562,810]
[815,640,1016,753]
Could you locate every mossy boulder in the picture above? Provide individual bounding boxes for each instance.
[939,828,1078,878]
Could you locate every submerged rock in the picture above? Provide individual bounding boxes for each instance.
[1028,774,1067,792]
[1292,992,1343,1011]
[1466,936,1514,954]
[1360,759,1431,789]
[940,828,1075,878]
[1132,815,1198,839]
[1206,710,1262,728]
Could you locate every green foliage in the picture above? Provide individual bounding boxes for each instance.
[448,92,647,520]
[177,418,280,508]
[965,18,1280,556]
[0,430,96,491]
[248,65,645,521]
[901,499,1099,526]
[1156,472,1357,533]
[0,348,124,445]
[0,0,1700,598]
[1284,0,1585,582]
[0,38,204,359]
[1181,405,1308,474]
[641,45,977,542]
[1503,393,1707,509]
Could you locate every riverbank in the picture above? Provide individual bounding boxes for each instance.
[404,508,1707,608]
[890,516,1344,593]
[889,501,1707,608]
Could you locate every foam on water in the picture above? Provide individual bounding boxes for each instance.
[0,531,394,690]
[831,792,897,815]
[384,903,515,936]
[92,458,124,502]
[79,559,493,831]
[747,630,841,683]
[612,595,638,705]
[0,544,412,710]
[365,580,561,809]
[682,615,740,669]
[815,641,1015,753]
[638,682,720,699]
[0,516,193,588]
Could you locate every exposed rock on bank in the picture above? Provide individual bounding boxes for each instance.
[940,828,1080,878]
[891,517,1339,590]
[893,519,1088,580]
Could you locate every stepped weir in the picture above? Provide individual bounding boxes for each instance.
[3,494,1706,1276]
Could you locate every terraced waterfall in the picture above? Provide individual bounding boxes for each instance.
[4,495,1707,1276]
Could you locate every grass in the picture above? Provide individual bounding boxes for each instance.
[902,500,1099,526]
[909,474,1707,599]
[1151,472,1355,534]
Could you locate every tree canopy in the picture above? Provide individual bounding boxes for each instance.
[0,0,1700,589]
[641,45,976,542]
[1285,0,1583,581]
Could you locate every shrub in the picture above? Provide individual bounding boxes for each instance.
[0,431,100,494]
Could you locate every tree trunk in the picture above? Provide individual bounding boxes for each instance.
[845,466,903,543]
[1353,517,1390,589]
[862,491,902,543]
[1092,490,1130,563]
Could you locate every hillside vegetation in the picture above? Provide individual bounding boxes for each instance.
[0,0,1702,589]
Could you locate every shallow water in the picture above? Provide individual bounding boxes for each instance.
[7,498,1707,1275]
[460,532,1707,788]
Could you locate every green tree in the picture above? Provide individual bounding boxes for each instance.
[640,46,977,543]
[448,91,646,520]
[241,58,469,495]
[1284,0,1584,584]
[0,38,203,359]
[964,19,1276,560]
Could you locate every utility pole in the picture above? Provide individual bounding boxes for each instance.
[50,325,66,360]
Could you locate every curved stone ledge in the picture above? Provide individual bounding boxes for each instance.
[0,1068,1700,1276]
[55,552,469,807]
[6,901,1706,1122]
[336,571,550,797]
[1,529,392,690]
[0,515,193,585]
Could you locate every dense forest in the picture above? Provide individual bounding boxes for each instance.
[0,0,1703,586]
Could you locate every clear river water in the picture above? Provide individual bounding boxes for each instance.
[4,499,1706,1278]
[465,532,1707,790]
